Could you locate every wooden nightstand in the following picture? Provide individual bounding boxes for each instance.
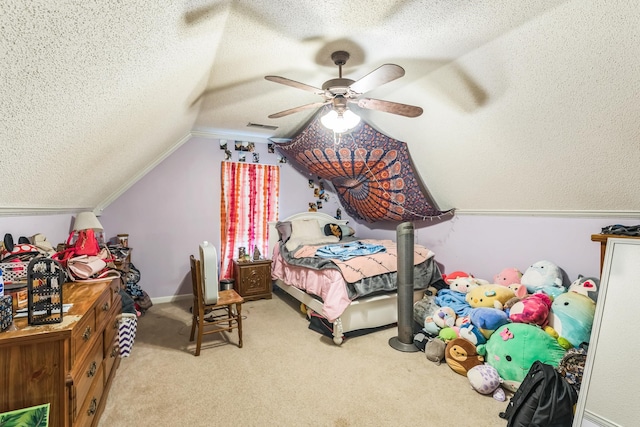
[232,259,273,301]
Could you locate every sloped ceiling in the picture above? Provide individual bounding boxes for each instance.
[2,1,639,216]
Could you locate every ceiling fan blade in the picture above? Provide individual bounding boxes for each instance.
[356,98,423,118]
[348,64,405,94]
[265,76,323,95]
[268,101,328,119]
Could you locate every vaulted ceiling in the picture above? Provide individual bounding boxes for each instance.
[2,1,639,217]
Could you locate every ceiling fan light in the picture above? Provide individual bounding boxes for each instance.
[321,109,361,133]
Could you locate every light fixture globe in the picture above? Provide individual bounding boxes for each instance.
[321,109,361,133]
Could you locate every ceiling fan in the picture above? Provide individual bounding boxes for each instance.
[265,51,423,129]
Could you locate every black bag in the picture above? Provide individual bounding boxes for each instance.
[499,361,577,427]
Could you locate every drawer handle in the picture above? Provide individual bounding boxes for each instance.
[102,302,110,311]
[87,398,98,416]
[87,361,97,377]
[82,326,92,341]
[110,346,119,358]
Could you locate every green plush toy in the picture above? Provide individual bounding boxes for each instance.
[477,323,566,392]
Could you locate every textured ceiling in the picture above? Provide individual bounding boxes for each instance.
[2,0,639,216]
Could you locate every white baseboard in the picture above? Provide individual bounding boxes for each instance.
[151,294,191,305]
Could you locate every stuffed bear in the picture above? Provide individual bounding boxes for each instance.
[445,338,485,376]
[508,293,553,327]
[477,323,567,392]
[465,285,515,310]
[520,260,566,297]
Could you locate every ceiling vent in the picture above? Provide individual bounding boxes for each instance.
[247,122,278,130]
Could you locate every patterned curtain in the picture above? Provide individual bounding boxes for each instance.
[220,162,279,279]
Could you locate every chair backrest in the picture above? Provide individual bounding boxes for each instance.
[190,255,204,309]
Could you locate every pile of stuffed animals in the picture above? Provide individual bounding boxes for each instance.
[413,260,598,401]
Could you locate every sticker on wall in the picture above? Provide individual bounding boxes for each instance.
[253,153,260,163]
[317,201,323,209]
[268,143,275,153]
[308,179,314,188]
[238,153,246,162]
[308,203,317,212]
[219,139,228,150]
[224,149,232,161]
[278,156,287,164]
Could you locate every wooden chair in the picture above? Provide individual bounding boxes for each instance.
[189,255,244,355]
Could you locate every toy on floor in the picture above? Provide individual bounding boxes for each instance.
[477,323,567,392]
[520,260,566,297]
[468,364,507,401]
[425,337,446,364]
[468,307,510,339]
[445,338,485,376]
[568,275,599,302]
[465,284,515,310]
[413,294,440,329]
[548,291,596,349]
[508,293,553,327]
[438,326,460,342]
[459,323,487,345]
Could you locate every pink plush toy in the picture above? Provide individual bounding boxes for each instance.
[494,268,523,287]
[508,293,553,327]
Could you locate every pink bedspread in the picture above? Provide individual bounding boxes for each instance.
[293,239,434,283]
[271,243,351,322]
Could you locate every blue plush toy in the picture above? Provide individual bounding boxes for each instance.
[468,307,510,339]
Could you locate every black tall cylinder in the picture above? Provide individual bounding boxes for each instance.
[389,221,419,352]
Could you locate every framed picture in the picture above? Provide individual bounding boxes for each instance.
[238,153,246,162]
[0,403,50,426]
[219,139,228,150]
[234,140,243,151]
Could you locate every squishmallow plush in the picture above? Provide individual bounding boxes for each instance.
[477,323,567,391]
[568,275,599,302]
[468,307,510,339]
[508,293,553,327]
[520,260,566,297]
[468,364,506,401]
[459,323,487,345]
[445,338,485,376]
[449,276,487,294]
[413,294,440,329]
[465,285,515,310]
[548,291,596,349]
[432,306,457,329]
[494,268,523,287]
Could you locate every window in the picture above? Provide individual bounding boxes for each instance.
[220,162,279,278]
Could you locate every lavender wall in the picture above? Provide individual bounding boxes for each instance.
[1,136,636,300]
[355,215,639,284]
[99,136,354,300]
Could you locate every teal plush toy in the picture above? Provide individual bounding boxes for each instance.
[548,291,596,349]
[477,323,566,392]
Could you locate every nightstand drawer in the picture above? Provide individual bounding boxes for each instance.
[233,259,272,301]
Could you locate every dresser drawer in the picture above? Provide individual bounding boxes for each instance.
[73,362,104,427]
[95,289,113,332]
[72,306,97,367]
[103,303,121,383]
[72,334,104,419]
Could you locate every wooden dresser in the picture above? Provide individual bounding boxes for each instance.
[233,259,273,301]
[0,278,122,427]
[591,234,640,273]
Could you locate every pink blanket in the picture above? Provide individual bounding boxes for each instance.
[293,239,434,283]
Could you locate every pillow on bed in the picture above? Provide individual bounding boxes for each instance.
[285,219,339,251]
[275,221,292,243]
[323,223,356,240]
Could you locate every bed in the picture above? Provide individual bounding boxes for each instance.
[268,211,444,345]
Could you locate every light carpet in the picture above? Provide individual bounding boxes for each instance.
[99,289,507,427]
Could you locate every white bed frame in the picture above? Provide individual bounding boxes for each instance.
[269,211,424,345]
